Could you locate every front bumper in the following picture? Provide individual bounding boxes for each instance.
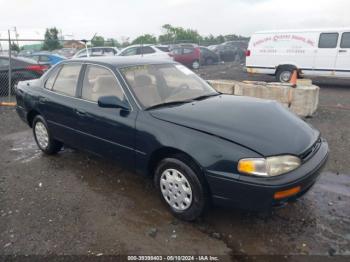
[206,139,329,211]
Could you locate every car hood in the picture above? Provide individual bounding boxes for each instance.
[149,95,319,156]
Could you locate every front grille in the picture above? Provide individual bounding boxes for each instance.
[300,138,321,162]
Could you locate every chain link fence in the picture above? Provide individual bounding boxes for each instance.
[0,38,249,105]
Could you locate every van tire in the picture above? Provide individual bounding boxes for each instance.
[276,66,296,82]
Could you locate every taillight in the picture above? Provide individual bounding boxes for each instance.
[245,50,251,57]
[26,65,49,73]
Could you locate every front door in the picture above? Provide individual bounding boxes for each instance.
[335,32,350,77]
[74,64,137,166]
[314,32,339,75]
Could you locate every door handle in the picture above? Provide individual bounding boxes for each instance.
[339,50,347,53]
[74,109,86,116]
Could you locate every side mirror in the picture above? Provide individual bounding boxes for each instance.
[98,96,130,111]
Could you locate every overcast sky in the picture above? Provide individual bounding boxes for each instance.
[0,0,349,41]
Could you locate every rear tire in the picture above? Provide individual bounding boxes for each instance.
[33,115,63,155]
[276,66,296,82]
[192,60,200,69]
[154,157,207,221]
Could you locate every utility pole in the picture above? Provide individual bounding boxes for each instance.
[8,30,12,101]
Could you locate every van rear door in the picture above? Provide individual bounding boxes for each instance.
[335,32,350,77]
[314,32,339,75]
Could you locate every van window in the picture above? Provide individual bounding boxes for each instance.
[318,33,338,48]
[340,32,350,48]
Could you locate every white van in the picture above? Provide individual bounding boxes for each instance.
[246,28,350,82]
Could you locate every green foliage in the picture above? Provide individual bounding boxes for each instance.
[132,34,157,45]
[158,24,202,44]
[104,38,121,48]
[91,35,105,47]
[42,28,62,51]
[10,42,20,52]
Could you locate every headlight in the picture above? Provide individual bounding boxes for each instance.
[238,155,301,177]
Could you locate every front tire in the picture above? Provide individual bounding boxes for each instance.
[33,115,63,155]
[154,157,207,221]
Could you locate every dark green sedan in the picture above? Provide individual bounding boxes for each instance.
[15,57,329,221]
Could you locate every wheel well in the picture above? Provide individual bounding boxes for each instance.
[276,64,298,75]
[27,110,40,127]
[148,147,202,178]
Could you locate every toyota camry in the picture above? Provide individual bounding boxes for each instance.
[15,57,329,221]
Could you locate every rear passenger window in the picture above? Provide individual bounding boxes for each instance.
[45,66,61,90]
[82,65,124,102]
[340,32,350,48]
[319,33,338,48]
[139,46,155,54]
[183,48,194,54]
[52,64,81,96]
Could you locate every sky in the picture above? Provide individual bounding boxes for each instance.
[0,0,349,41]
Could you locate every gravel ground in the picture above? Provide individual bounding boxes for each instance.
[0,63,349,261]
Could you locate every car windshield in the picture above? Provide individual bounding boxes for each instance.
[120,63,218,109]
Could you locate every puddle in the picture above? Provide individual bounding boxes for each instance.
[4,130,42,164]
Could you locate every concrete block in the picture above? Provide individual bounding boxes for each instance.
[235,81,291,104]
[296,79,313,86]
[290,85,319,117]
[207,80,236,95]
[208,79,319,117]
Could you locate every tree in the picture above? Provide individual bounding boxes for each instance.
[131,34,157,45]
[42,28,62,51]
[105,38,121,48]
[91,35,105,47]
[158,24,202,44]
[10,42,20,52]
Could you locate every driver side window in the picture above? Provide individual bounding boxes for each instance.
[82,65,124,102]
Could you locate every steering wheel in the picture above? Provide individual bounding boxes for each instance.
[168,83,190,97]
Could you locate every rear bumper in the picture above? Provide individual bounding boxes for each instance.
[206,139,329,211]
[16,105,28,124]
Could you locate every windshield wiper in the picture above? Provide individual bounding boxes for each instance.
[145,100,191,110]
[191,93,220,101]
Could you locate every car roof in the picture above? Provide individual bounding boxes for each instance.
[69,56,176,68]
[255,28,350,34]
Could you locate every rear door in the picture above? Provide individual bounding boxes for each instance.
[335,32,350,77]
[40,63,84,147]
[314,32,339,74]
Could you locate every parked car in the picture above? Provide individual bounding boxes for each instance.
[53,48,77,59]
[0,56,48,95]
[246,28,350,82]
[27,53,67,66]
[208,41,247,63]
[199,46,219,65]
[118,45,172,60]
[73,47,119,58]
[16,57,328,221]
[170,46,201,69]
[155,45,170,52]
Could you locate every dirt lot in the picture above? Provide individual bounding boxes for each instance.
[0,63,349,260]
